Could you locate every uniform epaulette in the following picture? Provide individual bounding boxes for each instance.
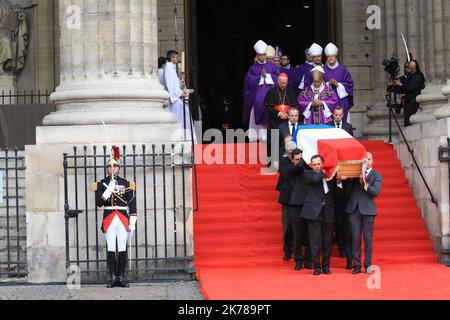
[129,181,136,191]
[90,182,98,192]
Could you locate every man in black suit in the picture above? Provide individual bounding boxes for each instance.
[276,140,298,260]
[301,155,342,276]
[286,149,312,270]
[344,152,383,274]
[327,106,354,136]
[278,108,301,157]
[327,106,354,261]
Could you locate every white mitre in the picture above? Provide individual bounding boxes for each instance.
[309,43,323,56]
[324,43,339,56]
[254,40,268,54]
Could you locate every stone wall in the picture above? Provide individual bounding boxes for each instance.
[395,110,450,264]
[0,0,58,92]
[157,0,185,60]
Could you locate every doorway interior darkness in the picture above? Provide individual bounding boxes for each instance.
[189,0,335,135]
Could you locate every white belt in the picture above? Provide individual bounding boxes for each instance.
[104,206,128,211]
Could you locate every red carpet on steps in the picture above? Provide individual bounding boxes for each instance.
[193,141,450,300]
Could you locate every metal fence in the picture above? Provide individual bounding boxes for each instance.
[0,149,27,279]
[63,144,196,283]
[0,90,53,105]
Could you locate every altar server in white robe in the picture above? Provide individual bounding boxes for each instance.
[163,50,196,142]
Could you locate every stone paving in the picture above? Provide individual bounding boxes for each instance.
[0,281,204,300]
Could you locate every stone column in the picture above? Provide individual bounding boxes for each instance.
[424,0,435,80]
[412,0,449,125]
[26,0,193,283]
[444,0,450,78]
[41,0,180,144]
[406,0,423,66]
[432,0,445,81]
[363,0,401,140]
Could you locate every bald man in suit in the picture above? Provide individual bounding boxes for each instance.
[344,152,383,275]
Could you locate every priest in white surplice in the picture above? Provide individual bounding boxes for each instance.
[163,50,196,142]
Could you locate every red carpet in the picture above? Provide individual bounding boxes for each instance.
[193,141,450,300]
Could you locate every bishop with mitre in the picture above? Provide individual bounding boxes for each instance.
[298,66,338,125]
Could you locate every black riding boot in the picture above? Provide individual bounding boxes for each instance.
[107,252,117,288]
[117,251,129,288]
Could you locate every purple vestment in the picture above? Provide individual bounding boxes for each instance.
[324,64,354,122]
[298,84,338,124]
[243,62,280,126]
[294,63,314,90]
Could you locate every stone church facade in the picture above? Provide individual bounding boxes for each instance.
[1,0,450,280]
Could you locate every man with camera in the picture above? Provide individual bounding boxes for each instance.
[393,60,426,127]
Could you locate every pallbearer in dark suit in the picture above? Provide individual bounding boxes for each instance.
[327,106,354,263]
[287,149,312,270]
[301,155,342,275]
[277,140,298,260]
[344,152,382,274]
[326,106,354,137]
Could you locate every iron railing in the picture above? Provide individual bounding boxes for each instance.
[182,95,199,211]
[0,149,27,279]
[386,92,437,204]
[0,89,53,105]
[63,144,196,283]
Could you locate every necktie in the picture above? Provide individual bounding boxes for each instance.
[336,123,341,129]
[292,123,296,136]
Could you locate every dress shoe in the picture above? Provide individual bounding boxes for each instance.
[283,254,292,261]
[352,267,362,275]
[116,275,130,288]
[313,268,321,276]
[294,262,303,271]
[107,274,117,288]
[345,263,353,270]
[322,268,331,275]
[304,262,313,270]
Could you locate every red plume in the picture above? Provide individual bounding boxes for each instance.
[112,146,120,161]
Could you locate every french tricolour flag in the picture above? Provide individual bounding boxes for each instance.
[293,125,367,179]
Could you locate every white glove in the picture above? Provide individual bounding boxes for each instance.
[129,215,137,232]
[102,180,116,200]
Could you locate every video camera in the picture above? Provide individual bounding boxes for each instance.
[382,56,400,81]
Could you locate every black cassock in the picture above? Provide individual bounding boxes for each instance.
[264,86,298,161]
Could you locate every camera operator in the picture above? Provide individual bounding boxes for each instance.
[392,60,426,127]
[399,62,410,85]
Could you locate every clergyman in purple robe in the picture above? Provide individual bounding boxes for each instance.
[323,43,355,123]
[243,40,280,141]
[297,43,324,92]
[298,66,338,125]
[293,48,315,90]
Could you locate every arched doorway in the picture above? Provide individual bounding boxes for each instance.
[186,0,339,135]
